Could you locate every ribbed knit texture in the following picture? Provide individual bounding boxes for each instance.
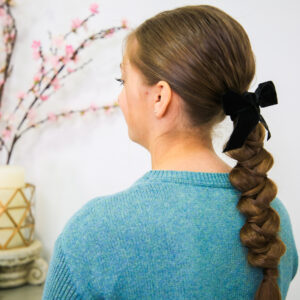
[42,234,81,299]
[42,170,298,300]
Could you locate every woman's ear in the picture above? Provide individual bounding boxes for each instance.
[154,81,172,118]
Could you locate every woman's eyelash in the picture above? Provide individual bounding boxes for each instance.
[115,77,125,85]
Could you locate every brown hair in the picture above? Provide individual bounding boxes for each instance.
[122,4,287,299]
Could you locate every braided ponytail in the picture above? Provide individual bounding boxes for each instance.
[224,121,287,300]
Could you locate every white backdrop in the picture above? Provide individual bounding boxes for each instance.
[1,0,299,298]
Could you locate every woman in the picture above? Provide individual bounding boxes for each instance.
[42,4,298,300]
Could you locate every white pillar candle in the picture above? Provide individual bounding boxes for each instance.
[0,165,25,188]
[0,165,28,249]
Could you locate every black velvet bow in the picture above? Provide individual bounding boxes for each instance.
[222,81,278,153]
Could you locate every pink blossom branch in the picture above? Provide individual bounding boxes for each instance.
[57,58,93,81]
[16,63,65,131]
[0,1,129,164]
[0,135,9,152]
[3,4,127,132]
[18,102,119,137]
[64,13,94,40]
[35,45,47,92]
[34,58,93,110]
[0,1,17,110]
[5,13,95,126]
[4,101,120,163]
[5,24,126,164]
[15,25,124,133]
[5,133,19,163]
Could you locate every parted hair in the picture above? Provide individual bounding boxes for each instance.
[123,4,286,300]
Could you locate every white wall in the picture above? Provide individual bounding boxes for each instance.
[1,0,299,298]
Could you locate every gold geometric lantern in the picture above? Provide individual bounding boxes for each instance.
[0,182,35,249]
[0,166,47,288]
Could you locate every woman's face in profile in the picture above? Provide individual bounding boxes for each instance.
[117,55,154,147]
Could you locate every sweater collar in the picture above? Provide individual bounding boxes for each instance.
[132,169,235,189]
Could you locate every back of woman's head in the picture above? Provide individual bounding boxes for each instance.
[123,4,286,300]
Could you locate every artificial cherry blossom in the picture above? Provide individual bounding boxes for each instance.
[17,92,25,99]
[31,40,41,50]
[47,113,57,122]
[2,128,11,139]
[71,18,82,31]
[51,78,60,90]
[65,45,74,57]
[0,8,6,17]
[40,95,49,101]
[90,3,99,14]
[121,18,128,29]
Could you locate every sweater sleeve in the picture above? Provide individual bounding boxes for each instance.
[42,234,82,300]
[292,247,298,280]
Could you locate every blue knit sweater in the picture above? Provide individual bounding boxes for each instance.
[42,170,298,300]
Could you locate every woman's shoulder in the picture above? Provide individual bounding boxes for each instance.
[59,184,144,247]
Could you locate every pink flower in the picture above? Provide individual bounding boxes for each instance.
[62,57,69,64]
[65,45,74,57]
[51,78,60,90]
[67,67,74,73]
[17,92,25,99]
[47,113,57,122]
[34,72,42,82]
[2,128,11,140]
[90,3,99,14]
[121,18,128,29]
[32,40,41,49]
[0,8,6,17]
[89,103,98,112]
[40,95,49,101]
[71,18,82,30]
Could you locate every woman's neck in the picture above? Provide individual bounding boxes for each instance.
[150,140,232,173]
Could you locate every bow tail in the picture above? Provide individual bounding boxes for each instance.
[259,114,271,140]
[223,110,259,152]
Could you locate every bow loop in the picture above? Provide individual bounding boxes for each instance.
[221,80,278,152]
[254,81,278,107]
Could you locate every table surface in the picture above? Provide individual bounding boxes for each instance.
[0,283,44,300]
